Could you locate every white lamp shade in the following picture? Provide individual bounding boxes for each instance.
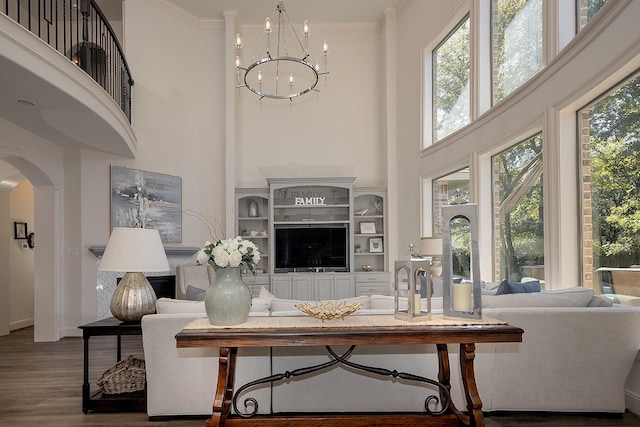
[99,227,169,272]
[420,237,443,257]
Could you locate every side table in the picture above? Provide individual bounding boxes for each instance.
[78,317,145,413]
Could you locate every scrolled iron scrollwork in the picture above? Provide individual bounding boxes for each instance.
[231,345,450,418]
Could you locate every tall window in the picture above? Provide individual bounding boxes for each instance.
[492,134,544,283]
[432,168,470,236]
[578,0,609,31]
[433,16,471,142]
[492,0,543,103]
[580,74,640,293]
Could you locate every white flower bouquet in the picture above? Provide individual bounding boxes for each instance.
[197,236,261,275]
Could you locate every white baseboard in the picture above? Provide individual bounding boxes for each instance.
[10,318,34,331]
[626,389,640,416]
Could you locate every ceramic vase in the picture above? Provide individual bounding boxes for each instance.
[205,265,251,326]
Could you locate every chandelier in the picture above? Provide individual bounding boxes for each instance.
[235,1,329,101]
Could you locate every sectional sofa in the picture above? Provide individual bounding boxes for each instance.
[140,284,640,419]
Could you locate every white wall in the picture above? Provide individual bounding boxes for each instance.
[0,117,64,340]
[395,0,466,254]
[78,0,228,325]
[0,191,9,336]
[236,24,385,188]
[9,180,34,330]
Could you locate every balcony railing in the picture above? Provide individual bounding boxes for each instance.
[2,0,134,122]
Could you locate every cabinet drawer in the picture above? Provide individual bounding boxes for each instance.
[355,283,389,296]
[355,272,389,283]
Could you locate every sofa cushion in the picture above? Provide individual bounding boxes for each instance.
[186,285,207,301]
[155,297,271,315]
[587,295,615,307]
[495,279,541,295]
[270,295,371,313]
[369,294,432,311]
[482,287,594,308]
[156,297,205,314]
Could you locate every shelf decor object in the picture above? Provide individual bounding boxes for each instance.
[442,204,482,320]
[394,257,431,322]
[99,227,170,322]
[235,1,329,101]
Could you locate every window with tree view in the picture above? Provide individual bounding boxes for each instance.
[578,0,609,31]
[492,0,543,104]
[433,15,470,142]
[581,73,640,298]
[493,134,544,283]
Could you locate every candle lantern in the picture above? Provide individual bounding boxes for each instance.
[394,257,431,322]
[442,204,482,320]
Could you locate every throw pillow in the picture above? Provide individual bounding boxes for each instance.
[482,287,594,308]
[495,279,540,295]
[250,297,271,313]
[186,285,206,301]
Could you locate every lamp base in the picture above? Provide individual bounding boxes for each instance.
[110,272,157,322]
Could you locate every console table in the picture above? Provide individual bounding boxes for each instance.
[176,315,523,427]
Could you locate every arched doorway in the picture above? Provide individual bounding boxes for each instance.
[0,152,60,342]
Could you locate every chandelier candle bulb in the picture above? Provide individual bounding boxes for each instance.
[236,33,242,49]
[265,17,271,32]
[323,40,329,54]
[303,20,309,36]
[453,283,473,312]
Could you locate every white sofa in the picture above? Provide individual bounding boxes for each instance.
[141,287,640,418]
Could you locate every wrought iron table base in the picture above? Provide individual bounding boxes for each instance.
[207,343,483,427]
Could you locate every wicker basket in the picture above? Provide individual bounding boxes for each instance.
[96,355,145,394]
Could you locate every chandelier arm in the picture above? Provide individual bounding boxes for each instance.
[250,25,272,64]
[282,9,307,56]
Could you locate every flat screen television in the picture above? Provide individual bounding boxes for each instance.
[275,225,349,272]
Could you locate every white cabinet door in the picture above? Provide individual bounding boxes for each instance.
[271,276,293,299]
[272,274,356,300]
[334,275,356,299]
[314,276,335,300]
[292,276,314,300]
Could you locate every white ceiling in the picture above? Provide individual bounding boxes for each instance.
[97,0,402,25]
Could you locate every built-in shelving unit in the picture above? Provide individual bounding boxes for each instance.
[235,188,270,293]
[235,179,389,299]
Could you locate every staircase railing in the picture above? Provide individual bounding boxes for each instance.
[2,0,134,122]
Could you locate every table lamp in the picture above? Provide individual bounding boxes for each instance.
[99,227,169,322]
[420,237,443,276]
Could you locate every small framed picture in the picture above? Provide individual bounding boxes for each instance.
[360,222,376,234]
[14,221,27,239]
[369,237,383,253]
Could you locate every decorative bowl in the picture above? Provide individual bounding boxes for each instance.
[362,264,374,272]
[295,301,363,321]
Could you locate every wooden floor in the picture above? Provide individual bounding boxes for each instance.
[1,326,639,427]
